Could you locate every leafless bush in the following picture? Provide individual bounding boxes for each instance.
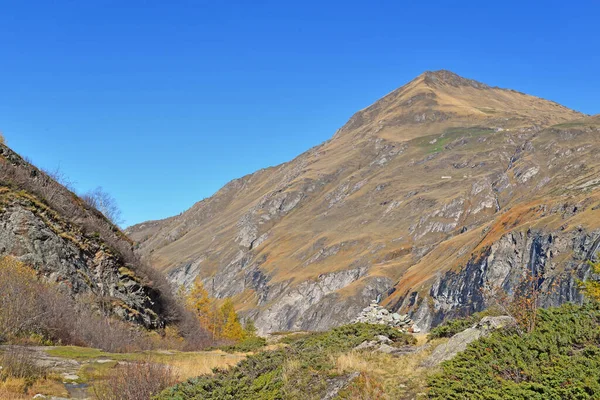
[94,360,177,400]
[0,347,48,382]
[82,186,123,226]
[0,146,213,350]
[483,272,559,334]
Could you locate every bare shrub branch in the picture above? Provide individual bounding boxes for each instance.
[93,360,178,400]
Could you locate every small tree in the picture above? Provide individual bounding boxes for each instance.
[82,186,123,226]
[243,320,258,339]
[580,259,600,301]
[220,298,244,341]
[187,279,213,332]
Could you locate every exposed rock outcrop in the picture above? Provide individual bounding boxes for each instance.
[399,228,598,331]
[423,316,516,367]
[0,143,171,328]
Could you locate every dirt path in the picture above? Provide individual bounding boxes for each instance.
[0,345,93,399]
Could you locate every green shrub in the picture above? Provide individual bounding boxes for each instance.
[155,323,416,400]
[427,303,600,399]
[220,336,267,353]
[427,309,501,340]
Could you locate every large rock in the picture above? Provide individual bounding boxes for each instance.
[423,316,515,367]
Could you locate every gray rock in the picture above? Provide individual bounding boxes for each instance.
[62,373,80,381]
[0,203,165,328]
[323,372,360,400]
[376,335,392,344]
[354,340,378,350]
[377,343,398,354]
[423,316,516,367]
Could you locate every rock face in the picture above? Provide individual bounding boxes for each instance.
[395,228,599,330]
[423,316,516,367]
[0,144,171,328]
[126,71,600,334]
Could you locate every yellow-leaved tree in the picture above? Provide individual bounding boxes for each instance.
[581,260,600,301]
[220,298,244,341]
[187,278,219,339]
[184,278,247,341]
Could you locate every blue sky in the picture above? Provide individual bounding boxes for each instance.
[1,1,599,227]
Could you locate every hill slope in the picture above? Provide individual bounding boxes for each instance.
[0,143,176,328]
[127,71,600,333]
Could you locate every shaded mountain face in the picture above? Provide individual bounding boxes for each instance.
[127,71,600,333]
[0,144,174,328]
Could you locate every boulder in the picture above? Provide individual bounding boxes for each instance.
[423,315,516,367]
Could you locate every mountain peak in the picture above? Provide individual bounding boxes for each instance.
[420,70,491,90]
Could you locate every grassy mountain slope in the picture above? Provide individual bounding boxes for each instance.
[127,71,598,333]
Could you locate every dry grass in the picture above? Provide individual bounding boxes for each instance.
[161,351,246,380]
[334,338,447,399]
[0,377,68,399]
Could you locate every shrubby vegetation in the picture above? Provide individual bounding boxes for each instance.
[94,359,177,400]
[156,323,416,399]
[427,308,502,340]
[428,302,600,399]
[0,255,199,352]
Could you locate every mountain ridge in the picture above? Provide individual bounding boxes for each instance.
[127,71,598,334]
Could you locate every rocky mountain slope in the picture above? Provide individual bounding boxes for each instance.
[0,143,175,328]
[127,71,600,333]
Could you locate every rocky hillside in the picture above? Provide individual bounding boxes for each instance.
[127,71,600,334]
[0,143,175,328]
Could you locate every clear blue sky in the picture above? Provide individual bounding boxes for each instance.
[1,1,599,227]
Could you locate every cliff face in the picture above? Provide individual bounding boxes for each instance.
[0,144,170,328]
[127,71,599,333]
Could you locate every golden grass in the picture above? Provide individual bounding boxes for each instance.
[161,351,246,380]
[0,377,69,399]
[333,338,447,399]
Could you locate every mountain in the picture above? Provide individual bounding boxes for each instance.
[127,71,600,334]
[0,143,176,328]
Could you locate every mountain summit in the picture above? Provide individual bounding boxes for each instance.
[128,71,599,334]
[334,70,582,142]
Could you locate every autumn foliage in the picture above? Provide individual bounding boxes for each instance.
[184,279,250,342]
[581,260,600,302]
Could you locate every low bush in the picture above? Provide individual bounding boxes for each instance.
[0,347,48,386]
[427,308,502,340]
[428,303,600,399]
[220,336,267,353]
[0,256,210,352]
[156,323,416,400]
[94,360,177,400]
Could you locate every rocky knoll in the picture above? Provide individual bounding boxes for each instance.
[0,144,173,328]
[127,71,599,334]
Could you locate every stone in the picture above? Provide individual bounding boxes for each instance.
[62,373,80,381]
[33,395,47,399]
[375,335,392,344]
[377,343,398,354]
[423,315,516,367]
[354,340,378,350]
